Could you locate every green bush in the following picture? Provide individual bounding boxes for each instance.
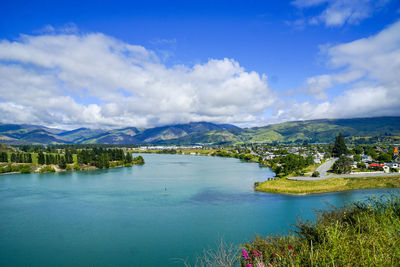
[73,163,80,171]
[133,156,145,165]
[311,171,320,177]
[40,166,55,173]
[242,195,400,266]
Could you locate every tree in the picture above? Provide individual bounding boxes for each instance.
[357,162,366,169]
[124,152,133,164]
[378,153,392,163]
[58,156,67,169]
[38,152,45,165]
[65,150,74,164]
[332,133,348,157]
[133,155,145,165]
[332,156,352,174]
[0,152,8,162]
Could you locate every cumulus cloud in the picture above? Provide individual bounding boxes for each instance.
[291,0,391,27]
[0,32,275,128]
[278,21,400,121]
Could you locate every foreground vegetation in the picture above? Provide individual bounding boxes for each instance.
[240,195,400,266]
[255,176,400,195]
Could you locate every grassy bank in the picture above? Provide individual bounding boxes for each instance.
[241,195,400,266]
[255,175,400,195]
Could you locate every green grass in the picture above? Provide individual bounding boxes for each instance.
[242,195,400,266]
[255,176,400,195]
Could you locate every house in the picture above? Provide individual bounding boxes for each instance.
[387,162,399,169]
[351,161,358,169]
[383,166,390,173]
[361,155,372,162]
[369,163,385,168]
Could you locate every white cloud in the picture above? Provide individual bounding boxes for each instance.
[279,21,400,121]
[292,0,391,27]
[0,32,274,128]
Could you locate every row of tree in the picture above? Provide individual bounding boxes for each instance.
[0,152,8,162]
[10,153,32,163]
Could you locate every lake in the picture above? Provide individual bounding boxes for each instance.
[0,154,398,266]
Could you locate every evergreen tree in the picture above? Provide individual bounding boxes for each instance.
[65,150,73,164]
[0,152,8,162]
[332,133,348,157]
[58,156,67,169]
[38,152,45,165]
[124,152,133,163]
[11,153,17,163]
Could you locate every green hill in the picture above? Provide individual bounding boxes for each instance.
[0,117,399,145]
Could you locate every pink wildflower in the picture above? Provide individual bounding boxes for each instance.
[288,245,293,250]
[242,249,250,260]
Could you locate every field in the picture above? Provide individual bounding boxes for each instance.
[255,176,400,194]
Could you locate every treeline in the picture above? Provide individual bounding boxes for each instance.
[15,144,141,153]
[77,148,143,169]
[37,151,72,169]
[0,152,32,163]
[211,150,257,161]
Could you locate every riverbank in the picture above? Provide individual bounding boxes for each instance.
[255,175,400,195]
[0,155,145,175]
[241,195,400,266]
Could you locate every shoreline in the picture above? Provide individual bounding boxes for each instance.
[0,160,145,176]
[255,175,400,195]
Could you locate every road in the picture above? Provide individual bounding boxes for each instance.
[316,157,338,177]
[287,158,400,181]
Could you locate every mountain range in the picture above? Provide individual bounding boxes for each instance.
[0,117,399,145]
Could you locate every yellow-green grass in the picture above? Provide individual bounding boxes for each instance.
[255,175,400,195]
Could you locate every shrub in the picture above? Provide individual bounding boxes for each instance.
[73,163,80,171]
[40,166,55,173]
[242,195,400,266]
[133,155,145,165]
[311,171,320,177]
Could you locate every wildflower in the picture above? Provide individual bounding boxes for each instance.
[273,253,277,258]
[246,264,253,267]
[242,249,250,260]
[293,252,297,256]
[288,245,293,250]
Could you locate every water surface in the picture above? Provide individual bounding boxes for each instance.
[0,154,397,266]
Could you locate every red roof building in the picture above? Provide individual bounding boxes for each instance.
[369,163,385,168]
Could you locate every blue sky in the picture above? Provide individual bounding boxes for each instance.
[0,0,399,128]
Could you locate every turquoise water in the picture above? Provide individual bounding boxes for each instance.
[0,154,398,266]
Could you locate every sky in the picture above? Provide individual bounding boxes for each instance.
[0,0,399,129]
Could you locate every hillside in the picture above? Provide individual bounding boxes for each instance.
[0,117,399,145]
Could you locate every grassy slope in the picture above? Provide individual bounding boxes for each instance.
[242,196,400,266]
[255,176,400,194]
